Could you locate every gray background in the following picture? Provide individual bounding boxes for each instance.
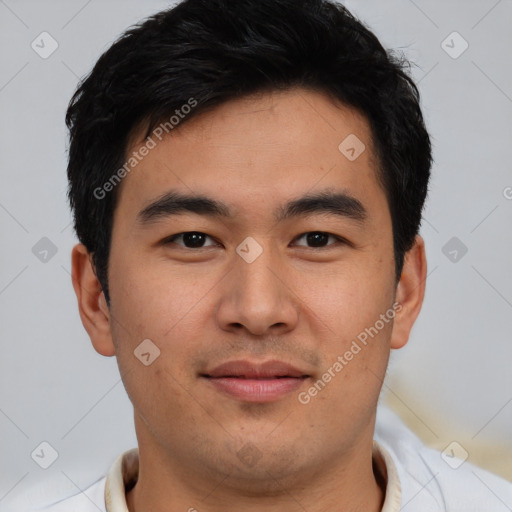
[1,0,511,510]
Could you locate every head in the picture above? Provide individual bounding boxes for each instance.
[68,0,431,498]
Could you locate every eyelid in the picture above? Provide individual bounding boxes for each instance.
[163,232,219,248]
[292,232,350,248]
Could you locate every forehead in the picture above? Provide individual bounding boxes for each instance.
[115,88,385,223]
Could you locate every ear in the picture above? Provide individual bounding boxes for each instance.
[390,235,427,350]
[71,243,115,356]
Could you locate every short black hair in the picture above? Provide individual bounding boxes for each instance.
[66,0,432,306]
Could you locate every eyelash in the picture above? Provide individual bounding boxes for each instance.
[162,231,349,249]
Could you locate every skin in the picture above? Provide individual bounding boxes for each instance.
[72,88,427,512]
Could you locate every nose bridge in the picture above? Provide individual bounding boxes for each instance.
[216,236,298,335]
[235,237,283,306]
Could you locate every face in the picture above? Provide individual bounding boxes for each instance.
[75,88,424,491]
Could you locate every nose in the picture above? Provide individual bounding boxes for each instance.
[216,241,299,337]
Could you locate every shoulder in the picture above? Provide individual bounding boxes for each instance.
[33,477,107,512]
[375,405,512,511]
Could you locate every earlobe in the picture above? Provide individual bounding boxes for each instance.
[71,243,116,357]
[390,235,427,350]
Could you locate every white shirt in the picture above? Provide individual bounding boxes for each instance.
[35,406,512,511]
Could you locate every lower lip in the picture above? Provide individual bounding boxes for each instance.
[204,377,307,402]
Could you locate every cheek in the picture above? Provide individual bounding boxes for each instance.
[303,260,395,342]
[123,362,205,446]
[296,256,395,405]
[106,267,206,410]
[108,252,218,343]
[107,263,206,419]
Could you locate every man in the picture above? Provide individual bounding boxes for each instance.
[44,0,512,510]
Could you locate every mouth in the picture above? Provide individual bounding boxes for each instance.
[200,360,310,403]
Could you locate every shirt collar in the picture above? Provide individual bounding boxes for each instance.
[105,442,401,512]
[105,448,138,512]
[373,440,402,512]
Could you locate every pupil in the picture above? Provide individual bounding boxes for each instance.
[307,232,328,247]
[184,232,205,248]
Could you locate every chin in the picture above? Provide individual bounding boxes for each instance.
[210,448,308,495]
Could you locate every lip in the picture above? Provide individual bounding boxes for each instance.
[201,360,310,403]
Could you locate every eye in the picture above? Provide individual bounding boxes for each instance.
[293,231,345,248]
[162,231,348,250]
[163,231,219,249]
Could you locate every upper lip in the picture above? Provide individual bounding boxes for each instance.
[202,360,309,379]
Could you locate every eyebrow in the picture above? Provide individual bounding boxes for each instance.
[137,189,367,225]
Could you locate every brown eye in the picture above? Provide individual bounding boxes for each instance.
[165,232,217,248]
[294,232,342,248]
